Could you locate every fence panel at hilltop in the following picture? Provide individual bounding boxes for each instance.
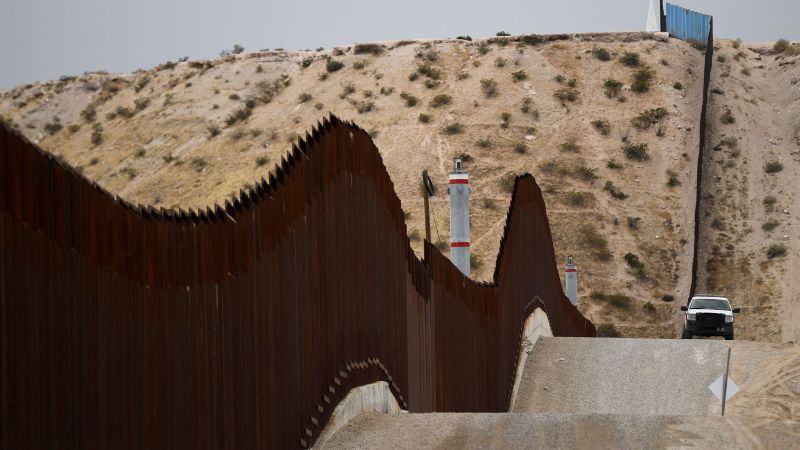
[666,3,711,44]
[0,115,594,449]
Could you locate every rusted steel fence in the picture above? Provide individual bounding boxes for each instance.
[0,115,594,449]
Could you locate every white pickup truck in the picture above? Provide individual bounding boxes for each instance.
[680,295,741,340]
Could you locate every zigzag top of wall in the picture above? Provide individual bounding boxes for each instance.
[1,115,594,449]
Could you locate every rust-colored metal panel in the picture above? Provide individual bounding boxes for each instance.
[0,115,594,449]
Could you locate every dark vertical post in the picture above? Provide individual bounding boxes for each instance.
[422,170,431,242]
[660,0,667,32]
[689,14,713,303]
[721,347,731,416]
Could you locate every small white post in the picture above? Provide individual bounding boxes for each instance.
[565,257,577,306]
[449,159,470,276]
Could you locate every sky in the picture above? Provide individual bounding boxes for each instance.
[1,0,798,90]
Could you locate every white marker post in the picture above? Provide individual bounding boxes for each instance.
[449,159,470,276]
[565,257,577,306]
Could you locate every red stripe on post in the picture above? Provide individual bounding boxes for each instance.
[449,179,469,184]
[565,269,577,273]
[450,242,470,247]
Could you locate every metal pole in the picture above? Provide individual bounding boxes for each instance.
[423,170,431,243]
[721,347,731,416]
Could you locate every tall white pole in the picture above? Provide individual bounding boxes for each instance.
[449,159,470,276]
[565,256,577,306]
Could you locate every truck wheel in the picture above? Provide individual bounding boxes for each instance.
[681,329,691,339]
[725,331,734,341]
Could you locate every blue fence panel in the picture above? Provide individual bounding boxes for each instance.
[666,3,711,43]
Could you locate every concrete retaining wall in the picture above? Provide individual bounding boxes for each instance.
[509,308,553,410]
[316,381,402,445]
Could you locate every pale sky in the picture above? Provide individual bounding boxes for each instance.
[1,0,797,90]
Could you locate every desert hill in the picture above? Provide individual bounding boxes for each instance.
[0,32,707,338]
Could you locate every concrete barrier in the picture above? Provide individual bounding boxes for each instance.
[316,381,403,446]
[509,308,553,410]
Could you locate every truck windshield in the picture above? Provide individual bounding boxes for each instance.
[690,298,730,311]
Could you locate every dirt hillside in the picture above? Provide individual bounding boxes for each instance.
[0,32,707,338]
[698,39,800,343]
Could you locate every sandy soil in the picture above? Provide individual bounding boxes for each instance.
[319,412,800,449]
[697,39,800,343]
[0,33,706,337]
[725,340,800,420]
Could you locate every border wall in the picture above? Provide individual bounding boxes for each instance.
[664,3,714,300]
[0,116,594,449]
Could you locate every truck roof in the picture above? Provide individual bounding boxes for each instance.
[690,295,729,301]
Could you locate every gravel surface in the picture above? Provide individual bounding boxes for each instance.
[512,337,728,415]
[318,338,800,448]
[318,412,800,449]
